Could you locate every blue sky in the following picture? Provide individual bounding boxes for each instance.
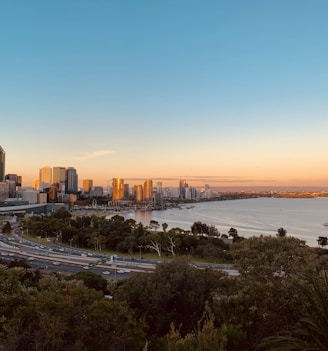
[1,0,328,188]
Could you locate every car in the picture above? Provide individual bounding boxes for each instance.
[117,268,131,274]
[83,266,90,270]
[102,271,110,275]
[52,261,60,265]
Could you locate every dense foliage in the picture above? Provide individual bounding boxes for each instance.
[22,210,232,261]
[3,209,328,350]
[1,234,328,350]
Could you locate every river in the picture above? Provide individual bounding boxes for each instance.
[122,197,328,247]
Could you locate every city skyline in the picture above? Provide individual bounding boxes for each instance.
[1,1,328,189]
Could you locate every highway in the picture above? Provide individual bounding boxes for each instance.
[0,228,156,279]
[0,227,238,277]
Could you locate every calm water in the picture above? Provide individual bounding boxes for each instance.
[123,197,328,247]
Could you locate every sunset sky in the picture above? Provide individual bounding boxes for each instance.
[1,1,328,189]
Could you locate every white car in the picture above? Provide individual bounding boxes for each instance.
[83,266,90,270]
[117,268,131,274]
[102,271,110,275]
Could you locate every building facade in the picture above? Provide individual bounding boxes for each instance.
[112,178,124,201]
[83,179,93,193]
[39,166,52,190]
[65,167,78,194]
[0,146,5,182]
[144,179,153,201]
[53,167,66,191]
[134,184,143,202]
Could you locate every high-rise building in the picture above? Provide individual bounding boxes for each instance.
[83,179,93,193]
[112,178,124,201]
[179,179,188,199]
[124,184,129,200]
[134,184,143,202]
[65,167,78,194]
[5,174,21,187]
[0,146,5,182]
[0,182,9,201]
[53,167,66,191]
[39,166,52,189]
[144,179,153,201]
[49,185,58,202]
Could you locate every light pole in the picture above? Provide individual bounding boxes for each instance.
[138,245,143,260]
[69,238,73,260]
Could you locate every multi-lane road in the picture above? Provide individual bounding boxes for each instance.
[0,227,238,278]
[0,227,157,279]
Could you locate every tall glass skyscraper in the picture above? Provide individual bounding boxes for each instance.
[65,167,78,194]
[112,178,124,201]
[144,179,153,201]
[53,166,66,191]
[0,146,5,182]
[39,166,52,189]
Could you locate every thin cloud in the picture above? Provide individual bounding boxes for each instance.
[77,149,115,160]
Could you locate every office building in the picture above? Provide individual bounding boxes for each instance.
[124,184,129,200]
[5,174,22,197]
[65,167,78,194]
[112,178,124,201]
[134,184,143,202]
[39,166,52,189]
[49,185,58,202]
[83,179,93,193]
[0,182,9,201]
[144,179,153,201]
[179,179,188,199]
[90,186,103,197]
[53,167,66,191]
[0,146,5,182]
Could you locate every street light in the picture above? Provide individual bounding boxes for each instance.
[69,238,73,260]
[138,245,143,260]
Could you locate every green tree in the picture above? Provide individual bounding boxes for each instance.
[115,258,225,339]
[2,221,11,234]
[66,271,108,293]
[217,236,319,349]
[1,276,145,351]
[276,227,287,238]
[257,271,328,350]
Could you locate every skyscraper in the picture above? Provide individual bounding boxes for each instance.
[65,167,78,194]
[112,178,124,201]
[39,166,52,189]
[144,179,153,201]
[134,185,143,202]
[179,179,187,199]
[0,146,5,182]
[53,167,66,191]
[83,179,93,193]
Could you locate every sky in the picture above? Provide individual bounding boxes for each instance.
[1,0,328,189]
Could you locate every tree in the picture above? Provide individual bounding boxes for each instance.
[223,236,319,348]
[149,220,160,230]
[167,236,176,256]
[276,227,287,238]
[1,280,145,351]
[115,258,225,339]
[162,222,168,233]
[257,271,328,350]
[2,221,11,234]
[66,271,108,293]
[146,232,163,256]
[317,236,328,248]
